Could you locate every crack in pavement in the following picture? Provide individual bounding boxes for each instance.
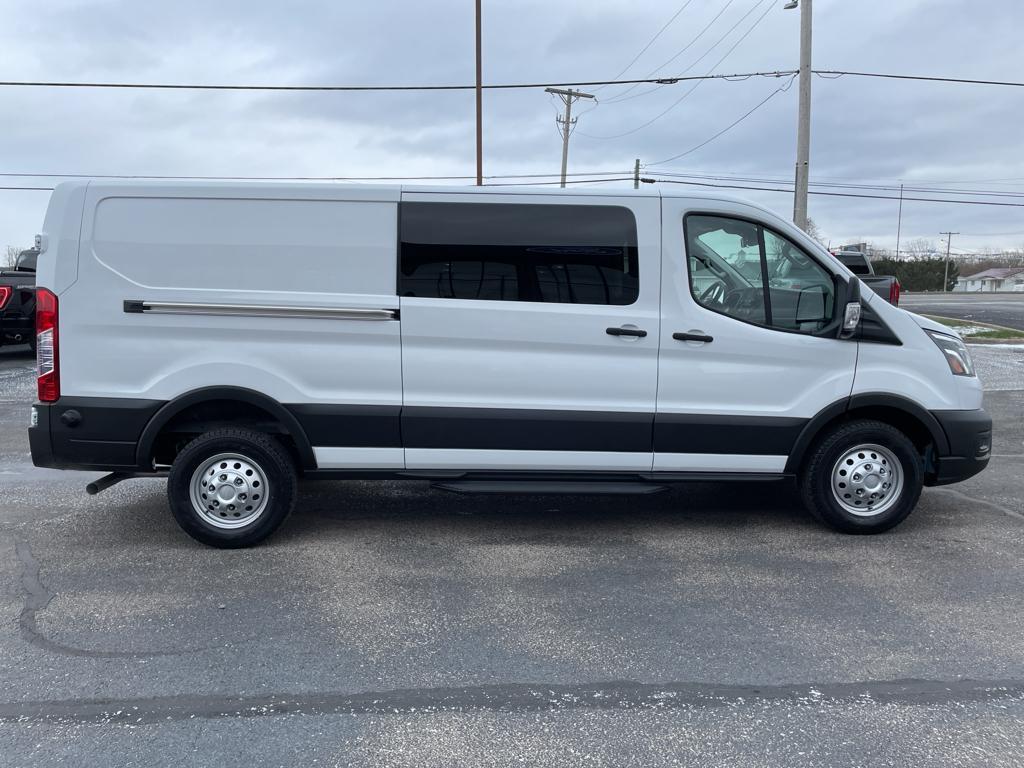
[14,535,213,659]
[0,679,1021,724]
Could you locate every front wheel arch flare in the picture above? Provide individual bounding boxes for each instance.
[785,393,948,475]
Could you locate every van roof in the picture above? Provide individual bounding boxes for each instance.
[51,178,788,224]
[52,177,759,202]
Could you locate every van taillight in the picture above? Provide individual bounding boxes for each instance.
[0,286,11,309]
[35,288,59,402]
[890,279,901,306]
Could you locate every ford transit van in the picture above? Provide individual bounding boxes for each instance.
[28,182,991,547]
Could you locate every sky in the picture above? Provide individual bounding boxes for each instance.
[1,0,1022,257]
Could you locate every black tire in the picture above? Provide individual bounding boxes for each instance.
[799,419,923,534]
[167,428,297,548]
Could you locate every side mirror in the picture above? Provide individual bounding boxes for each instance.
[838,277,862,339]
[795,286,828,324]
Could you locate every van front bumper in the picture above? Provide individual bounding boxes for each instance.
[927,408,992,486]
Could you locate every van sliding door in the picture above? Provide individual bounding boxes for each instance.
[398,193,661,472]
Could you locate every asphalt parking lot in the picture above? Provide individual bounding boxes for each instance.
[902,292,1024,331]
[0,343,1023,766]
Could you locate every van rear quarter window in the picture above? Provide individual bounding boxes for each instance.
[90,196,397,294]
[400,202,639,305]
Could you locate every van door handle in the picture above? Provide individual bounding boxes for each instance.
[606,326,647,338]
[673,331,714,343]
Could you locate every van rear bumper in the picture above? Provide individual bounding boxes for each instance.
[927,408,992,486]
[29,398,164,471]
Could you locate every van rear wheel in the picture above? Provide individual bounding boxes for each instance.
[167,428,297,548]
[800,419,923,534]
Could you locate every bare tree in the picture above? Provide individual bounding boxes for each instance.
[902,238,937,261]
[863,241,891,260]
[3,245,25,268]
[804,217,827,247]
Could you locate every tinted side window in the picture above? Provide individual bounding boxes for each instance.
[686,215,767,326]
[685,214,835,334]
[838,253,871,275]
[400,202,639,305]
[15,249,38,272]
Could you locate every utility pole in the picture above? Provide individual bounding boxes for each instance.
[634,158,641,190]
[940,231,959,292]
[544,87,595,188]
[785,0,812,231]
[895,182,904,260]
[475,0,483,186]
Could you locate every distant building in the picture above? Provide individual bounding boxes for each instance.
[955,267,1024,292]
[837,243,868,254]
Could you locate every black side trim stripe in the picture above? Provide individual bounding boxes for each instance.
[402,407,654,453]
[283,406,808,455]
[286,404,402,449]
[654,413,807,456]
[35,396,813,472]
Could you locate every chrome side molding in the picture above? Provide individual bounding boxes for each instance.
[123,300,398,321]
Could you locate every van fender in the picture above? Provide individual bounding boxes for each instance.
[784,393,949,474]
[136,386,316,470]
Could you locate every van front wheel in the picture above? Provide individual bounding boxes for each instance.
[800,420,923,534]
[167,428,297,548]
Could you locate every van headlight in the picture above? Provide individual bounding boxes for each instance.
[925,330,975,377]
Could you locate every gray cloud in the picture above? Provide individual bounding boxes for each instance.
[1,0,1022,253]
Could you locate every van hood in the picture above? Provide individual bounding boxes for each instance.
[905,310,962,339]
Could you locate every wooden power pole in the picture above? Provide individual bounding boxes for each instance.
[940,231,959,292]
[544,88,595,188]
[475,0,483,186]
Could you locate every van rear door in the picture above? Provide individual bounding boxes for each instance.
[398,192,661,472]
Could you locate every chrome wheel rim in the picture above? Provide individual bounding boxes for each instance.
[190,452,270,529]
[831,443,903,517]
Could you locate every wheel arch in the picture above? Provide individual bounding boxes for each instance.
[785,393,948,474]
[136,386,316,470]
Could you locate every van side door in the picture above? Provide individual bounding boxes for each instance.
[399,192,661,471]
[655,200,857,473]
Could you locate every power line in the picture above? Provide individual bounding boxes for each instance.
[2,69,1018,94]
[578,0,777,140]
[649,177,1024,207]
[1,177,636,193]
[814,70,1024,88]
[605,0,772,107]
[652,170,1024,198]
[0,72,780,92]
[649,0,746,80]
[9,175,1024,206]
[958,230,1024,237]
[603,0,741,104]
[7,167,1024,198]
[0,170,632,182]
[647,74,796,165]
[483,177,634,187]
[595,0,699,91]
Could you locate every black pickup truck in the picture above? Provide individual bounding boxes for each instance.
[0,248,38,350]
[833,249,901,305]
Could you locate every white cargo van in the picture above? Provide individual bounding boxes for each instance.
[29,181,990,547]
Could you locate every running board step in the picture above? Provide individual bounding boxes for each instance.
[431,481,669,495]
